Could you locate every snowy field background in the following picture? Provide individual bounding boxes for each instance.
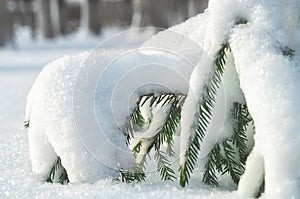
[0,27,240,199]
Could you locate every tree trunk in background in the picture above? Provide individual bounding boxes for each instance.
[131,0,142,28]
[28,0,37,39]
[58,0,67,35]
[167,0,189,26]
[188,0,208,17]
[79,0,88,33]
[50,0,61,36]
[0,0,13,46]
[140,0,168,29]
[79,0,101,35]
[176,0,189,21]
[88,0,101,35]
[38,0,54,38]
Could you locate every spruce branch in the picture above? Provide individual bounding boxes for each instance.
[154,145,176,181]
[280,46,294,57]
[119,168,146,183]
[24,120,30,129]
[255,178,265,198]
[222,140,243,184]
[157,95,184,157]
[203,144,223,186]
[231,102,252,164]
[179,43,231,187]
[47,157,69,185]
[128,93,184,181]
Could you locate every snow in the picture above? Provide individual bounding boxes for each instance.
[25,13,212,184]
[230,6,300,198]
[180,0,300,198]
[25,44,200,183]
[2,0,300,197]
[0,26,232,198]
[0,72,238,196]
[0,72,237,198]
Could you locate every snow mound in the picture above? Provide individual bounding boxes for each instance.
[25,25,203,182]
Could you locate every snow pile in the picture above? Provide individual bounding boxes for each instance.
[25,33,201,183]
[229,2,300,197]
[26,0,300,197]
[25,53,122,183]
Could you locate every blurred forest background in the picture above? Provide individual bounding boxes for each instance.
[0,0,208,47]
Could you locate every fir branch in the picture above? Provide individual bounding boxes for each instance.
[119,168,146,183]
[132,141,142,154]
[47,157,69,185]
[125,96,149,146]
[24,120,30,129]
[222,140,243,184]
[280,46,294,57]
[179,118,204,187]
[156,95,184,157]
[203,144,223,186]
[179,43,231,187]
[128,93,184,181]
[231,102,252,164]
[255,178,265,198]
[154,146,176,181]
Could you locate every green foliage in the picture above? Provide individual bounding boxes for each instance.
[255,178,265,198]
[119,168,146,183]
[124,44,255,189]
[24,120,30,128]
[179,43,230,187]
[47,156,69,185]
[281,46,294,57]
[154,148,176,181]
[202,144,222,186]
[222,140,244,184]
[201,102,253,186]
[128,93,184,182]
[231,102,252,164]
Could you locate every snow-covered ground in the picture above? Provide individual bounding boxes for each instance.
[3,0,300,196]
[0,27,239,198]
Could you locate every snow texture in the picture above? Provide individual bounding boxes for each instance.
[180,0,300,198]
[0,27,237,198]
[25,22,203,183]
[23,0,300,197]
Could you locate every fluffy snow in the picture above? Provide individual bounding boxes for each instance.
[0,25,242,197]
[180,0,300,198]
[25,45,199,183]
[0,56,237,198]
[3,0,300,197]
[229,2,300,197]
[25,13,210,184]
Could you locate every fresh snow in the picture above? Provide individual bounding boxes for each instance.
[180,0,300,198]
[2,0,300,198]
[0,61,237,198]
[25,14,208,184]
[1,22,237,198]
